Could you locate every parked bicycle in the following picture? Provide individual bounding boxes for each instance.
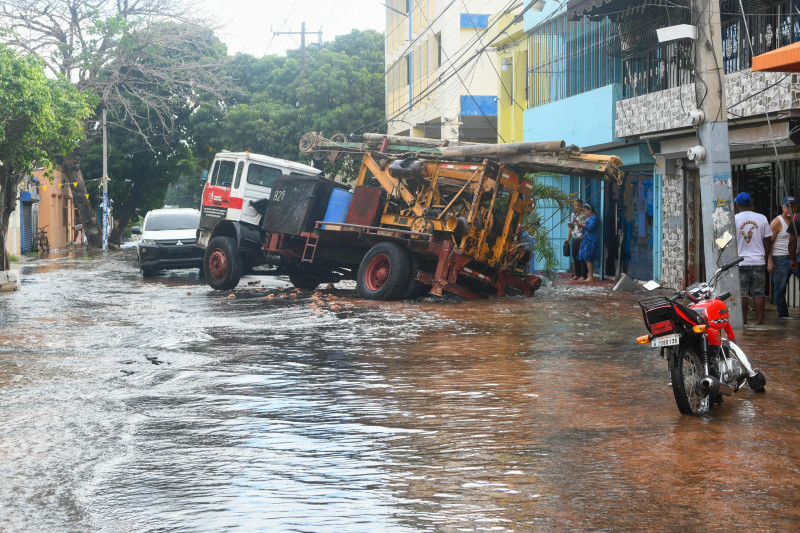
[32,225,50,254]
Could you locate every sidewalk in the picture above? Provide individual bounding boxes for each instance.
[553,272,617,289]
[549,271,800,327]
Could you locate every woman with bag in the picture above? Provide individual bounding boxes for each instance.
[565,199,587,280]
[575,202,599,281]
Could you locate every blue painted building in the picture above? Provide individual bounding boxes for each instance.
[522,0,657,280]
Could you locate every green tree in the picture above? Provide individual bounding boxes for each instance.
[521,176,575,280]
[1,1,229,248]
[0,45,92,270]
[191,30,385,180]
[80,120,199,243]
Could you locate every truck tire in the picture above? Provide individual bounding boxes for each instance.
[204,236,243,290]
[357,242,411,300]
[289,269,321,290]
[400,252,431,299]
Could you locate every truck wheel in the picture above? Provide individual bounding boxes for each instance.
[289,269,321,290]
[204,236,243,290]
[357,242,411,300]
[400,252,431,299]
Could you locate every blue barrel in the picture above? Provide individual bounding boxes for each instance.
[322,189,353,229]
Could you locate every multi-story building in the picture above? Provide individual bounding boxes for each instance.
[567,0,800,291]
[488,7,527,143]
[516,0,656,278]
[384,0,512,143]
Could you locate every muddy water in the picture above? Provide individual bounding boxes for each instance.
[1,250,799,531]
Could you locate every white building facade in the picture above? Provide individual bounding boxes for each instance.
[385,0,512,142]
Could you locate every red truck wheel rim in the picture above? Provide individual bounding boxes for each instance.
[365,254,390,291]
[208,249,228,280]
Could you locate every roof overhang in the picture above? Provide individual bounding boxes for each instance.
[567,0,780,21]
[752,41,800,72]
[565,0,641,20]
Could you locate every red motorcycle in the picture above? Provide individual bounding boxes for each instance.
[637,256,766,415]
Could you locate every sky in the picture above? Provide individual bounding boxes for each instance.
[199,0,386,57]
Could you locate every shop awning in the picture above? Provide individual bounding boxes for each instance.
[752,41,800,72]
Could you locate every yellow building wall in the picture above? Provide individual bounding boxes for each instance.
[493,12,527,144]
[33,167,76,249]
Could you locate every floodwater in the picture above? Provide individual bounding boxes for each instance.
[1,250,799,532]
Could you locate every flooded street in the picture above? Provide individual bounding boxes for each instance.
[1,250,799,532]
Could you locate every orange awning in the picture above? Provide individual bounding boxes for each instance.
[752,41,800,72]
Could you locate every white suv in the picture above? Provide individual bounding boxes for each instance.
[132,208,203,276]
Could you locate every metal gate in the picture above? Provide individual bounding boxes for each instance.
[21,202,33,253]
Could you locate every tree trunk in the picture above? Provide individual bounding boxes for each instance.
[0,170,12,272]
[0,166,21,271]
[108,181,144,245]
[64,152,102,248]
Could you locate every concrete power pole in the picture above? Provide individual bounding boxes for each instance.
[102,108,109,252]
[273,22,323,72]
[692,0,743,329]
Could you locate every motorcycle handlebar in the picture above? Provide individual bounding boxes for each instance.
[669,292,682,302]
[720,256,744,272]
[718,291,731,301]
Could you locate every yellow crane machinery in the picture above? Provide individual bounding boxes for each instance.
[259,132,626,300]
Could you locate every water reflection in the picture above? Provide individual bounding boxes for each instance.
[1,251,799,531]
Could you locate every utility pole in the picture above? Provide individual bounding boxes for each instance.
[102,108,109,252]
[273,22,323,72]
[692,0,743,329]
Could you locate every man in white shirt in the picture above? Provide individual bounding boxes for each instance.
[734,192,772,325]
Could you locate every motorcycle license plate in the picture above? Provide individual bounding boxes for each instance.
[651,334,680,347]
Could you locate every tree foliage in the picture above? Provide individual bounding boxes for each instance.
[0,45,92,269]
[521,176,575,280]
[0,0,230,247]
[191,30,386,179]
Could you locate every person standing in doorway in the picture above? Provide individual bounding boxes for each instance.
[565,199,587,280]
[767,196,798,318]
[575,202,599,282]
[734,192,772,325]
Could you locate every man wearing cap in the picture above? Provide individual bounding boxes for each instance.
[768,196,799,318]
[734,192,772,325]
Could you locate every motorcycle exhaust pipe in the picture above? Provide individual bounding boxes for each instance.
[700,375,735,396]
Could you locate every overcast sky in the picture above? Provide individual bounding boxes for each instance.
[199,0,386,57]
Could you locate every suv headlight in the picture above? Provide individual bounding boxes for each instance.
[140,239,158,245]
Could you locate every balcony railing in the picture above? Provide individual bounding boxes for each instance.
[622,0,800,98]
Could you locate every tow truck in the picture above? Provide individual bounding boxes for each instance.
[198,133,625,299]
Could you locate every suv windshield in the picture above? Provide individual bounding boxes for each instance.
[145,213,199,231]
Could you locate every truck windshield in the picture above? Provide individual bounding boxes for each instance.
[146,213,200,231]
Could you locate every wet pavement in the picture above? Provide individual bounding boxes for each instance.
[1,249,799,532]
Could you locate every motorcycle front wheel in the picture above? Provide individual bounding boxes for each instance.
[669,344,710,415]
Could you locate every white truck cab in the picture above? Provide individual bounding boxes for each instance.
[198,151,321,289]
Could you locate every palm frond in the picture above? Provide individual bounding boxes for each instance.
[519,173,578,280]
